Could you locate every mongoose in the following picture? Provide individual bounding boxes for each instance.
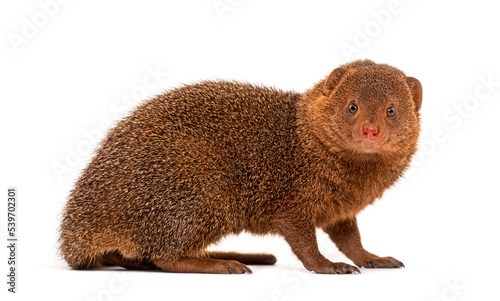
[59,59,422,274]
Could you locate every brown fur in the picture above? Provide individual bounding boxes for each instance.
[59,59,422,274]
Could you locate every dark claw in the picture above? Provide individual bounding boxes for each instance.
[242,267,253,274]
[352,266,361,274]
[393,260,404,268]
[227,267,235,274]
[333,267,342,274]
[367,261,378,268]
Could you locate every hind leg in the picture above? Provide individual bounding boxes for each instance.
[152,257,253,274]
[205,251,276,265]
[102,251,159,270]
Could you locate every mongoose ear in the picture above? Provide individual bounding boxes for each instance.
[406,77,422,112]
[323,68,346,96]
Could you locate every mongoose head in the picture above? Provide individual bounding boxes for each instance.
[304,60,422,155]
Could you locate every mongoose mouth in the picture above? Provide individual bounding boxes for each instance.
[347,134,393,154]
[355,139,383,153]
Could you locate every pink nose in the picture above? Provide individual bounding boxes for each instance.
[363,126,380,140]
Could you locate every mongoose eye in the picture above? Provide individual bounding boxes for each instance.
[348,103,358,115]
[387,106,395,117]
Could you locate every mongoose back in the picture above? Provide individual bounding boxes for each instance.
[60,59,422,274]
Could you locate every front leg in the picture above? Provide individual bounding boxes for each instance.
[323,217,404,268]
[276,217,359,274]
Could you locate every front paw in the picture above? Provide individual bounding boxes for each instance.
[355,256,404,268]
[311,262,361,274]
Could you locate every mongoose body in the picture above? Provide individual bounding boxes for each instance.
[60,60,422,274]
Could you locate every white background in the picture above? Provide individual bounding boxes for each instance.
[1,0,499,300]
